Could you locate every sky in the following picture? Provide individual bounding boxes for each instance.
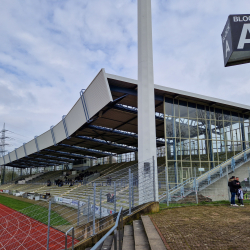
[1,0,250,153]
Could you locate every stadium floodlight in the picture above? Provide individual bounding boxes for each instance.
[138,0,158,204]
[222,14,250,67]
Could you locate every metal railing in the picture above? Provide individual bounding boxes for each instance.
[91,207,123,250]
[159,147,250,203]
[65,227,75,250]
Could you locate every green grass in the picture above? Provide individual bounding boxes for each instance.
[0,195,70,226]
[159,199,250,210]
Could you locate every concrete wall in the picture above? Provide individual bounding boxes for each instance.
[199,161,250,201]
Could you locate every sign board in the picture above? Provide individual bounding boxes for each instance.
[198,168,205,172]
[222,14,250,67]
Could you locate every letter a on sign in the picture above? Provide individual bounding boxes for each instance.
[225,40,230,58]
[238,23,250,49]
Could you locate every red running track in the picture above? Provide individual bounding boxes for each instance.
[0,204,78,250]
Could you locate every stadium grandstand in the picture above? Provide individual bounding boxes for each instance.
[1,0,250,249]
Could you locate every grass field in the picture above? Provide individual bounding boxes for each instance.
[0,195,70,226]
[159,199,250,210]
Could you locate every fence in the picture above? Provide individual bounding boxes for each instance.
[0,157,157,249]
[159,148,250,205]
[1,150,250,249]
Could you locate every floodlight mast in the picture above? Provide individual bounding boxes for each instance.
[138,0,158,204]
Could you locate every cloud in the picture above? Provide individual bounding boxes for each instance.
[0,0,250,153]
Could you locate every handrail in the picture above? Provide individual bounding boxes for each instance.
[65,227,75,250]
[159,147,250,201]
[91,207,123,250]
[196,147,250,182]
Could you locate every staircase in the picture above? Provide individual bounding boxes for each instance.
[159,148,250,202]
[86,215,166,250]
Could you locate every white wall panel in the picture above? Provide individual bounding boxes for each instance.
[37,131,54,151]
[17,146,25,159]
[26,139,37,155]
[3,155,8,164]
[0,68,113,166]
[66,99,86,136]
[10,152,15,162]
[85,69,113,118]
[54,121,67,144]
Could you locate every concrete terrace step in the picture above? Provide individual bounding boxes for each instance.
[122,225,135,250]
[141,216,166,250]
[133,220,150,250]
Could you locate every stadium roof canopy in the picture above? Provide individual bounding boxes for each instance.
[1,69,250,168]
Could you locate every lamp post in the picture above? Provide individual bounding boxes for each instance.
[138,0,158,204]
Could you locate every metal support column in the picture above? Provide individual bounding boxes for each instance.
[132,173,134,208]
[241,117,246,150]
[77,200,80,226]
[248,167,250,188]
[114,181,116,214]
[93,183,96,235]
[87,196,90,223]
[226,166,230,202]
[129,169,132,215]
[194,168,198,204]
[165,166,169,206]
[100,189,102,219]
[46,200,52,250]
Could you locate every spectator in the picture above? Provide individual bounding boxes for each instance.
[228,176,239,206]
[47,180,51,187]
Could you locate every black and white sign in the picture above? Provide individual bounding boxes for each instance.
[221,14,250,67]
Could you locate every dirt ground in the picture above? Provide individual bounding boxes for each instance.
[150,205,250,250]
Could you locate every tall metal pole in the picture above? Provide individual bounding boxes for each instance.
[47,200,52,250]
[114,181,116,214]
[129,169,132,215]
[87,196,90,223]
[226,166,230,202]
[93,183,96,235]
[165,166,169,206]
[100,189,102,219]
[194,168,198,204]
[77,200,80,226]
[248,167,250,188]
[138,0,158,204]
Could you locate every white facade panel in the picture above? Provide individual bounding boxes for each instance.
[66,99,86,136]
[17,147,25,160]
[0,68,113,166]
[26,139,37,155]
[10,152,15,162]
[54,121,67,144]
[85,69,113,118]
[37,131,54,151]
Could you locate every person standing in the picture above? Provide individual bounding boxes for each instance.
[228,176,239,207]
[235,177,242,204]
[237,188,244,206]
